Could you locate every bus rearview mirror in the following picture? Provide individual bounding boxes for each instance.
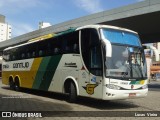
[106,43,112,57]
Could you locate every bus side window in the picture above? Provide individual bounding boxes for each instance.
[21,53,25,59]
[54,48,59,54]
[37,40,48,57]
[44,37,60,55]
[32,51,36,57]
[39,50,44,57]
[81,28,102,76]
[60,35,68,54]
[12,55,15,61]
[47,42,52,56]
[70,31,79,53]
[65,46,70,53]
[73,43,78,53]
[27,53,31,58]
[60,31,79,54]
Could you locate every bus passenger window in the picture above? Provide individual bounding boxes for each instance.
[27,53,31,58]
[32,52,36,57]
[21,53,25,59]
[12,56,15,60]
[54,48,59,54]
[73,44,78,53]
[65,46,70,53]
[39,50,44,56]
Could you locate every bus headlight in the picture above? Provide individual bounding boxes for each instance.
[142,85,148,89]
[106,84,120,90]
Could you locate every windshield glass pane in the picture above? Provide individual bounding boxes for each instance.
[105,45,147,79]
[102,28,141,46]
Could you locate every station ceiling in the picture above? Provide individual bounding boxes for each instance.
[103,11,160,44]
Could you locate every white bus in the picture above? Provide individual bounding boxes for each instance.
[2,25,148,102]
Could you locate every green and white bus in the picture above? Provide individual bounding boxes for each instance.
[2,25,148,102]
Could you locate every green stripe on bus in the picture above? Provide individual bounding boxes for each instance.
[39,55,62,91]
[130,81,138,85]
[32,57,51,89]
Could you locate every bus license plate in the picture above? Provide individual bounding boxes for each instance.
[129,93,136,97]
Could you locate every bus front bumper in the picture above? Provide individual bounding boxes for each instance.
[102,88,148,100]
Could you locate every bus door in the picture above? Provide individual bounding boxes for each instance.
[88,46,103,99]
[79,57,103,99]
[80,28,103,99]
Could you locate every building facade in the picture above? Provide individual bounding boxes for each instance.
[0,14,11,42]
[0,14,11,77]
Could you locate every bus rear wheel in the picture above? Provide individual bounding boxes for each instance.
[9,79,15,90]
[14,77,21,91]
[69,82,77,103]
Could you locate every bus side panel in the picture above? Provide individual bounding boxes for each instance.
[32,57,52,89]
[33,55,62,91]
[2,58,42,88]
[48,54,82,93]
[2,71,10,85]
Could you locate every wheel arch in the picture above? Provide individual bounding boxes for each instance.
[63,76,79,95]
[9,75,14,83]
[14,75,21,87]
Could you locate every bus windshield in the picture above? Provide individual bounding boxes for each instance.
[101,28,141,46]
[101,28,147,79]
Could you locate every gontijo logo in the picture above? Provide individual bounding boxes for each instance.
[83,84,98,95]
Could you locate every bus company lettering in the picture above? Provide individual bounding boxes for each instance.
[13,62,29,68]
[3,64,9,69]
[64,62,77,67]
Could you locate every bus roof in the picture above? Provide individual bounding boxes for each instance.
[76,24,138,34]
[4,24,138,51]
[55,27,76,36]
[4,27,77,51]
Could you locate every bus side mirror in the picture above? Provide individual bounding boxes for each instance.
[101,40,111,57]
[106,43,112,57]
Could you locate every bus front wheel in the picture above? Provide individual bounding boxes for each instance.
[69,82,77,103]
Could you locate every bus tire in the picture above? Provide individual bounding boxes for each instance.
[69,82,77,103]
[9,78,14,90]
[14,77,20,91]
